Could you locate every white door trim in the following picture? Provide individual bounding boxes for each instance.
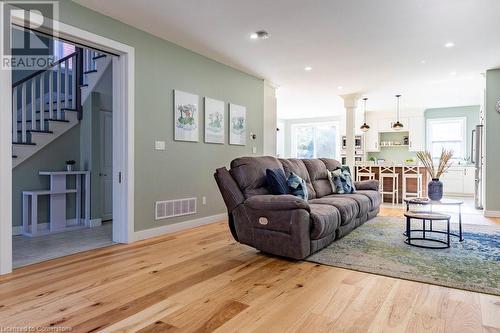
[0,13,135,274]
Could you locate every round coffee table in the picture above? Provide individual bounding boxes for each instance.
[404,211,452,249]
[404,197,464,241]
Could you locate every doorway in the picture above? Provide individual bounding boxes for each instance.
[0,12,135,274]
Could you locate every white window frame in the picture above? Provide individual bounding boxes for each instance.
[426,117,467,159]
[290,121,340,159]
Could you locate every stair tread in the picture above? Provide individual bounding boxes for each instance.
[46,99,72,104]
[18,119,69,123]
[83,69,97,74]
[16,130,53,134]
[92,54,106,60]
[81,84,89,87]
[13,142,36,146]
[12,155,18,158]
[32,108,78,114]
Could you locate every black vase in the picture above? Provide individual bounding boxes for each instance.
[428,179,443,201]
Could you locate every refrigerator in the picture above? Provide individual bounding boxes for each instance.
[471,124,484,209]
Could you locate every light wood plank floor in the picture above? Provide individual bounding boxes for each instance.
[0,208,499,333]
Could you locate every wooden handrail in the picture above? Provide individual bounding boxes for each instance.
[12,52,78,88]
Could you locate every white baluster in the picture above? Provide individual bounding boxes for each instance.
[71,56,76,109]
[64,59,69,110]
[39,73,44,131]
[21,83,27,143]
[31,79,36,130]
[12,86,17,143]
[49,69,54,119]
[57,63,61,120]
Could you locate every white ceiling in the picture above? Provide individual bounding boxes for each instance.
[75,0,500,119]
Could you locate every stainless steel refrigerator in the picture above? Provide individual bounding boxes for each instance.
[471,124,484,209]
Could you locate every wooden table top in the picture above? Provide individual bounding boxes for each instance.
[404,211,451,220]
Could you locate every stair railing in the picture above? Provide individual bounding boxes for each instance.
[12,50,82,144]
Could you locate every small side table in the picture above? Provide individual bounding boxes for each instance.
[22,171,90,236]
[404,197,464,241]
[404,211,452,249]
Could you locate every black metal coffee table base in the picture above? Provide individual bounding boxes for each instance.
[404,212,452,249]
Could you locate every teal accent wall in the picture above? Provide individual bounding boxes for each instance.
[50,1,264,232]
[424,105,480,160]
[485,69,500,212]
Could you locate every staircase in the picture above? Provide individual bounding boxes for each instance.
[12,48,111,168]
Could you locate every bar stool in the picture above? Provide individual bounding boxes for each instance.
[379,164,399,205]
[355,165,375,181]
[403,163,423,199]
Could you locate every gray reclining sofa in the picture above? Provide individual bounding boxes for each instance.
[214,156,380,259]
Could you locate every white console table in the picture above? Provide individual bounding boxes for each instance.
[22,171,91,236]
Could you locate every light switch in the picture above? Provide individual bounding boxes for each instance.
[155,141,166,151]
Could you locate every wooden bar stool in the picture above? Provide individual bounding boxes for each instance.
[403,164,423,199]
[355,164,375,181]
[379,164,399,205]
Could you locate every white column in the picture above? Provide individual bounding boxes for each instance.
[341,93,361,170]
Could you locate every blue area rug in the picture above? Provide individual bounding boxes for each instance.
[306,216,500,295]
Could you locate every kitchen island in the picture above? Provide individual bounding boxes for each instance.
[355,164,429,204]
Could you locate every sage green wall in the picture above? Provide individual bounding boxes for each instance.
[58,1,264,231]
[12,126,81,227]
[485,69,500,212]
[424,105,480,160]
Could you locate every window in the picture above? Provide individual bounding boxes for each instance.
[291,123,338,159]
[426,117,466,159]
[53,40,75,67]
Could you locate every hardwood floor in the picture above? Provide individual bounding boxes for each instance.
[1,208,499,332]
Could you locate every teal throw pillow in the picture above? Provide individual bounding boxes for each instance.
[287,172,308,201]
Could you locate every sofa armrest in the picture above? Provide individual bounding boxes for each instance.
[354,179,379,191]
[244,195,310,212]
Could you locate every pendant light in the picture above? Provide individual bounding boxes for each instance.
[360,97,370,132]
[392,94,404,130]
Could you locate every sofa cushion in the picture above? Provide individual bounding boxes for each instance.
[309,204,340,240]
[355,190,381,210]
[230,156,283,198]
[266,168,289,195]
[329,193,371,217]
[309,197,359,226]
[303,159,333,198]
[279,159,316,199]
[320,158,342,171]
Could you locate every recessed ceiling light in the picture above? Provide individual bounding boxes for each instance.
[337,86,343,90]
[444,42,455,48]
[304,66,312,71]
[250,30,269,40]
[420,60,426,64]
[450,71,457,76]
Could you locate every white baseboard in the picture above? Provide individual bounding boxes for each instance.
[484,210,500,217]
[87,218,102,227]
[132,213,226,242]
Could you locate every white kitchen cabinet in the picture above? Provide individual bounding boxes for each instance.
[463,167,475,195]
[377,117,409,132]
[441,167,476,196]
[365,130,380,152]
[408,116,425,151]
[442,169,464,194]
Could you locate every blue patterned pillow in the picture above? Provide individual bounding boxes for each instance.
[330,166,356,194]
[287,172,308,201]
[266,168,289,195]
